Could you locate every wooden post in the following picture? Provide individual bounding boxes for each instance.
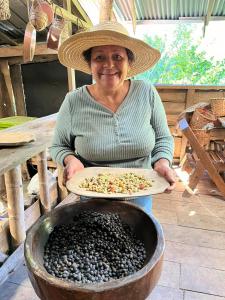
[4,166,26,249]
[189,160,205,190]
[99,0,117,22]
[63,0,76,91]
[57,164,68,201]
[36,150,51,213]
[0,59,17,115]
[179,88,196,162]
[179,135,188,164]
[10,64,27,116]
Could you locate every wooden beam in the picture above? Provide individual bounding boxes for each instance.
[64,0,76,91]
[31,157,57,169]
[4,166,26,249]
[203,0,215,36]
[24,199,41,231]
[64,0,72,34]
[0,73,12,117]
[179,88,196,162]
[36,150,51,213]
[10,64,27,115]
[0,60,16,115]
[130,0,136,33]
[8,54,58,65]
[99,0,116,22]
[189,160,205,190]
[0,43,57,58]
[71,0,93,27]
[57,164,68,201]
[156,84,225,90]
[52,4,91,29]
[205,0,215,26]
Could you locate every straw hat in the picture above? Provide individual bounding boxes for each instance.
[58,21,161,77]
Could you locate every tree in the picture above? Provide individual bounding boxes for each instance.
[135,24,225,85]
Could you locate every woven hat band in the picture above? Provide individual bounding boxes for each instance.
[88,21,129,36]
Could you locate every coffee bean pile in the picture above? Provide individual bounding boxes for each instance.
[43,211,146,284]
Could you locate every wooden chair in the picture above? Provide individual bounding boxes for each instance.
[178,118,225,198]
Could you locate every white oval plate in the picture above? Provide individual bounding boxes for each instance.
[66,167,170,198]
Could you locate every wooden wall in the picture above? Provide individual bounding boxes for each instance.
[156,85,225,162]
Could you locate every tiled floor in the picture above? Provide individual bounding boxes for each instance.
[1,183,225,299]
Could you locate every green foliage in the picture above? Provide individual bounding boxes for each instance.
[135,24,225,85]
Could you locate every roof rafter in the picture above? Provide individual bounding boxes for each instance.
[52,3,91,29]
[0,43,57,58]
[203,0,216,36]
[71,0,93,27]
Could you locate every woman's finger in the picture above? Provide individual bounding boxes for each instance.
[165,169,176,181]
[165,181,176,192]
[161,169,176,191]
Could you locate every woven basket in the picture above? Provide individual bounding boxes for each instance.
[193,129,210,147]
[190,108,216,130]
[0,0,11,20]
[30,9,48,31]
[211,98,225,117]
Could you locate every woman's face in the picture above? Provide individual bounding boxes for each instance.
[90,45,130,90]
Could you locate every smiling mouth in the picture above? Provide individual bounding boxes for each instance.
[101,73,118,76]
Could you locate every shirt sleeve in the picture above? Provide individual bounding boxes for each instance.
[149,84,174,166]
[49,93,76,166]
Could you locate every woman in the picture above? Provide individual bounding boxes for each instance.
[50,21,176,214]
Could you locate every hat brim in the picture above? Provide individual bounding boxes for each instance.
[58,30,161,77]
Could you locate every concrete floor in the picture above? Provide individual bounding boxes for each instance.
[1,184,225,300]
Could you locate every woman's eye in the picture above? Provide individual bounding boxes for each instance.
[95,55,104,61]
[113,54,122,61]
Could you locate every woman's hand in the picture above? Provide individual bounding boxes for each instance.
[63,155,84,185]
[153,158,176,192]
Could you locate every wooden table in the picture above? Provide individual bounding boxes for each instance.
[0,114,57,248]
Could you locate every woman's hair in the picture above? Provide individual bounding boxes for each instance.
[83,47,135,65]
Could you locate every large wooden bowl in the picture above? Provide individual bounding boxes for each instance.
[25,199,165,300]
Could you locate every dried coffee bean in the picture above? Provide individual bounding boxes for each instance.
[43,211,146,284]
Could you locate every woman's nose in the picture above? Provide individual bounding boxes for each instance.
[103,57,114,68]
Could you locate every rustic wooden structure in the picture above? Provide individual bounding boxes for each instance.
[0,0,93,117]
[25,199,164,300]
[0,114,57,253]
[0,0,224,286]
[179,118,225,198]
[156,85,225,163]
